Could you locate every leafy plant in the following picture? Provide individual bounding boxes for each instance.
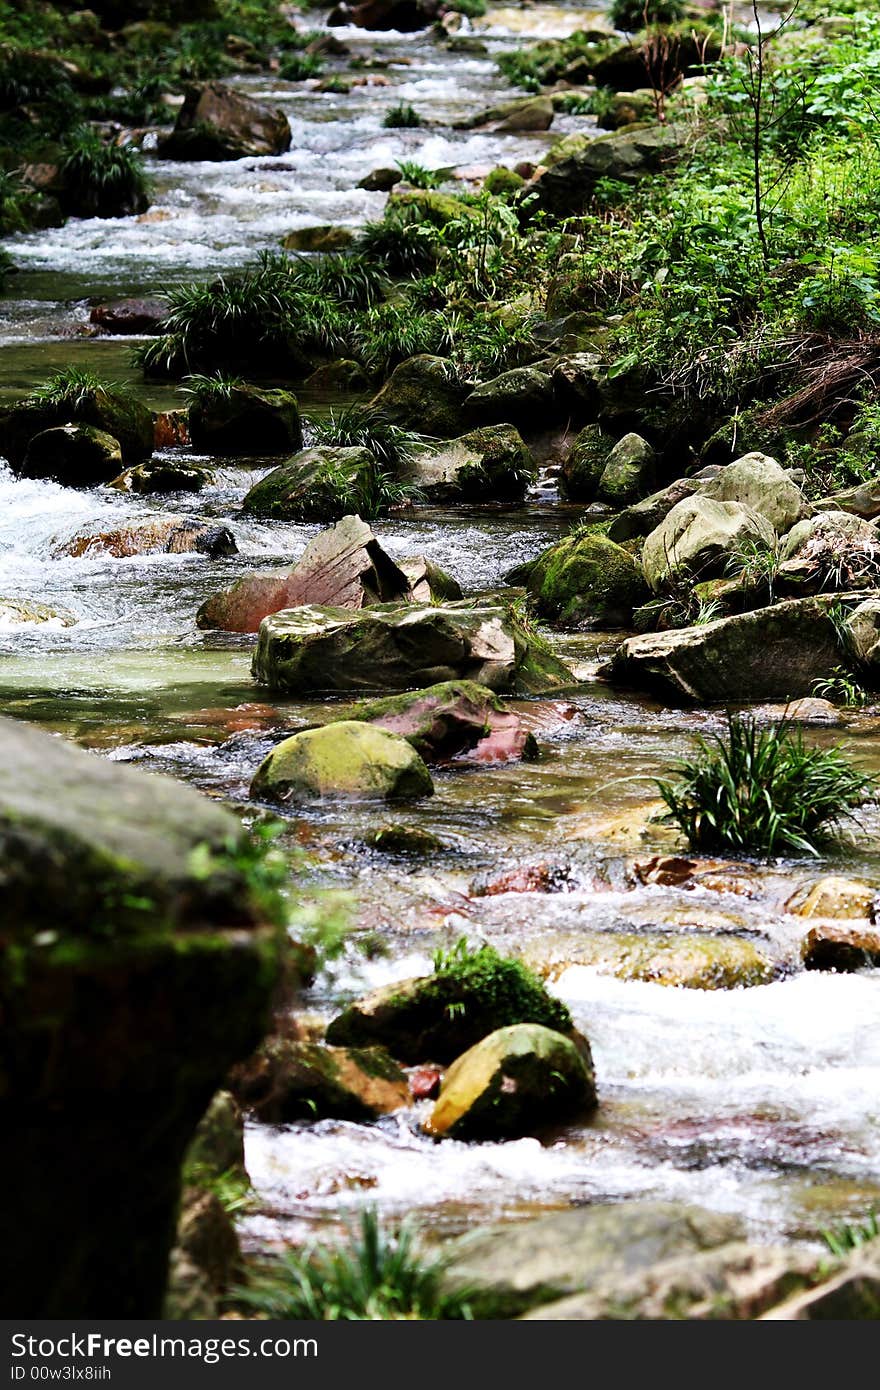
[821,1211,880,1259]
[181,372,247,404]
[395,160,451,190]
[182,1162,255,1216]
[60,126,150,219]
[309,404,418,472]
[28,367,114,411]
[724,536,783,603]
[279,53,323,81]
[655,713,876,856]
[235,1208,473,1320]
[382,102,424,129]
[429,937,572,1033]
[812,668,870,709]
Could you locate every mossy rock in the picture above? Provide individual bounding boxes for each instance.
[559,424,614,500]
[183,1091,246,1184]
[524,931,776,990]
[387,186,480,226]
[251,721,434,803]
[0,386,154,470]
[333,679,537,762]
[524,531,649,628]
[241,445,375,521]
[464,366,555,429]
[409,424,535,502]
[484,167,525,195]
[108,460,214,494]
[426,1024,596,1140]
[326,945,573,1064]
[596,432,656,507]
[229,1039,409,1121]
[281,225,356,253]
[188,384,302,457]
[642,496,776,593]
[368,355,468,438]
[20,423,123,487]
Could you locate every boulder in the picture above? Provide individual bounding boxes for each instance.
[20,423,122,486]
[158,82,292,160]
[281,225,356,253]
[425,1024,596,1140]
[304,359,370,394]
[607,476,703,542]
[108,460,213,493]
[326,950,572,1064]
[787,876,875,921]
[188,385,302,456]
[464,366,555,428]
[778,512,878,596]
[0,597,77,627]
[801,921,880,972]
[762,1244,880,1320]
[701,452,809,533]
[334,679,538,762]
[559,424,614,501]
[241,446,376,522]
[358,167,403,192]
[842,598,880,678]
[89,299,166,335]
[229,1039,409,1122]
[822,479,880,520]
[333,0,441,32]
[597,432,656,507]
[251,721,434,803]
[251,601,575,696]
[388,187,479,227]
[197,514,412,633]
[56,517,236,560]
[600,597,843,703]
[462,96,555,133]
[0,716,280,1317]
[642,496,777,593]
[522,530,649,628]
[440,1200,743,1317]
[154,410,190,450]
[525,932,776,990]
[0,386,154,470]
[530,124,685,217]
[368,355,469,437]
[173,1189,239,1296]
[550,352,604,414]
[397,555,462,603]
[184,1091,246,1184]
[409,424,535,502]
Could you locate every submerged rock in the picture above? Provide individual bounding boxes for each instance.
[56,516,237,559]
[801,921,880,973]
[250,721,434,803]
[426,1024,596,1140]
[787,876,875,921]
[229,1039,410,1121]
[159,81,292,160]
[336,679,538,763]
[522,530,649,628]
[409,424,535,503]
[0,596,77,627]
[188,384,302,457]
[525,932,776,990]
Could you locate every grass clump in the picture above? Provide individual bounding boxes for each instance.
[60,127,150,220]
[236,1208,472,1320]
[181,372,247,404]
[430,937,572,1034]
[382,102,424,129]
[395,160,451,190]
[655,714,876,858]
[28,366,114,411]
[822,1211,880,1259]
[309,404,418,473]
[609,0,684,29]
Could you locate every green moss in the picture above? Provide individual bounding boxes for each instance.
[527,531,649,628]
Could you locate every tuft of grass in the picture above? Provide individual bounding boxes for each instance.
[430,937,572,1033]
[655,714,876,857]
[279,53,323,81]
[395,160,452,190]
[382,102,424,129]
[609,0,684,29]
[60,126,149,220]
[28,367,112,410]
[309,403,418,473]
[235,1208,472,1320]
[811,669,870,709]
[821,1211,880,1260]
[181,372,247,404]
[356,206,440,278]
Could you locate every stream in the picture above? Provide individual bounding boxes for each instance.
[1,0,879,1261]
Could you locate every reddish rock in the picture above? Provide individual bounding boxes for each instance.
[802,922,880,972]
[154,410,190,449]
[473,862,574,897]
[55,517,236,560]
[633,854,759,897]
[159,82,291,161]
[409,1065,443,1100]
[348,680,540,765]
[90,299,167,335]
[517,700,582,735]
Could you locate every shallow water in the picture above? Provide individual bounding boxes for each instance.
[1,0,878,1264]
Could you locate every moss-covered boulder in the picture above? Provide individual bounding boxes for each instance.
[326,943,572,1064]
[597,432,656,507]
[701,452,809,534]
[464,366,555,428]
[20,423,122,486]
[523,531,649,628]
[0,385,154,470]
[334,680,539,763]
[387,186,480,226]
[426,1024,596,1140]
[642,496,777,593]
[229,1039,410,1121]
[409,424,535,502]
[281,225,356,253]
[559,424,614,501]
[159,81,291,160]
[368,355,469,437]
[0,716,281,1317]
[461,95,555,132]
[188,384,302,456]
[530,123,685,218]
[251,601,575,696]
[241,446,375,522]
[251,721,433,803]
[108,460,213,494]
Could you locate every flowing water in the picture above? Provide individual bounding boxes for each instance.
[1,0,878,1261]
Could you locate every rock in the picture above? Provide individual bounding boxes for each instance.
[358,167,402,192]
[761,1243,880,1319]
[522,530,649,628]
[472,861,575,896]
[368,355,469,438]
[162,1250,218,1320]
[409,1064,443,1100]
[174,1189,239,1294]
[0,716,281,1317]
[752,697,843,725]
[198,514,412,633]
[0,597,77,627]
[777,511,878,595]
[701,452,809,533]
[642,496,777,593]
[241,445,376,522]
[844,597,880,671]
[326,951,572,1064]
[425,1024,596,1140]
[154,409,190,449]
[281,225,356,253]
[188,384,302,457]
[600,597,843,703]
[0,385,154,470]
[596,432,656,507]
[823,478,880,520]
[335,679,538,763]
[551,352,604,414]
[565,799,683,851]
[409,424,535,502]
[388,187,479,228]
[397,555,462,603]
[464,366,555,428]
[362,824,444,855]
[440,1200,743,1317]
[251,721,434,803]
[464,96,555,133]
[559,424,613,501]
[336,0,441,32]
[523,1241,822,1321]
[304,359,370,394]
[228,1039,409,1121]
[530,124,685,217]
[56,517,236,560]
[20,423,122,487]
[801,922,880,972]
[184,1091,246,1183]
[526,933,776,990]
[787,876,875,921]
[159,82,292,160]
[108,460,213,494]
[607,476,705,543]
[89,298,166,335]
[251,601,575,696]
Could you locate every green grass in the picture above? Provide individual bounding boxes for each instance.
[821,1211,879,1259]
[308,404,418,473]
[655,714,876,857]
[235,1208,472,1320]
[27,367,114,410]
[609,0,684,28]
[395,161,452,190]
[60,126,149,219]
[181,372,247,404]
[430,937,572,1033]
[382,102,424,129]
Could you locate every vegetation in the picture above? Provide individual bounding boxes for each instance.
[656,715,876,857]
[609,0,684,27]
[430,938,572,1034]
[395,160,452,190]
[821,1210,880,1258]
[28,367,115,411]
[236,1208,472,1320]
[382,102,424,129]
[309,404,418,473]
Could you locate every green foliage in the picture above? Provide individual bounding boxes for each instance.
[821,1211,880,1259]
[236,1208,473,1320]
[430,937,572,1033]
[181,372,247,404]
[309,404,418,472]
[279,53,323,81]
[395,160,451,190]
[610,0,684,28]
[0,168,38,233]
[443,0,486,16]
[724,537,783,604]
[182,1162,255,1216]
[60,126,149,219]
[28,367,112,411]
[188,819,290,929]
[357,205,441,277]
[655,714,876,857]
[382,102,424,129]
[812,668,870,710]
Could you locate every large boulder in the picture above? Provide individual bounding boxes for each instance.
[642,496,777,593]
[409,425,535,503]
[0,385,154,470]
[334,680,539,763]
[559,424,614,501]
[523,530,649,628]
[241,446,376,522]
[440,1200,743,1317]
[368,355,469,438]
[461,95,555,133]
[188,385,302,456]
[158,82,292,160]
[778,513,880,595]
[0,716,280,1317]
[845,598,880,672]
[251,601,575,696]
[229,1039,409,1122]
[251,721,433,803]
[597,432,656,507]
[20,423,122,487]
[108,460,213,494]
[197,514,411,632]
[822,478,880,520]
[607,476,703,542]
[530,124,684,217]
[700,452,809,533]
[464,366,555,428]
[600,596,844,703]
[330,0,441,32]
[426,1024,596,1140]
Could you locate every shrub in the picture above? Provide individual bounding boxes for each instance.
[655,714,876,857]
[382,102,423,129]
[309,404,418,473]
[60,127,150,219]
[395,160,451,190]
[357,206,440,277]
[279,53,323,81]
[236,1208,472,1320]
[609,0,684,29]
